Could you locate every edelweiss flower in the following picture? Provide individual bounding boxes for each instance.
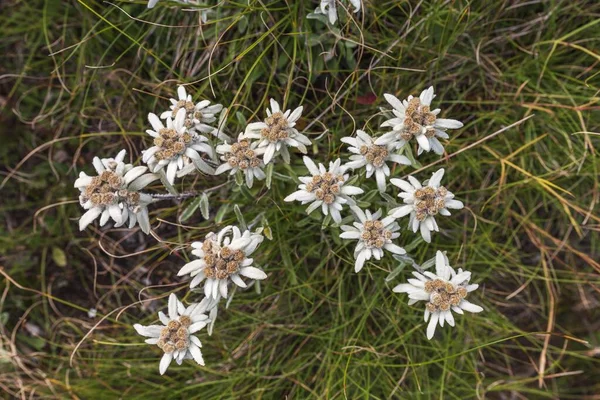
[243,99,311,164]
[389,168,463,243]
[284,157,364,224]
[147,1,213,22]
[160,85,223,137]
[133,294,217,374]
[177,226,266,299]
[341,130,411,192]
[214,134,266,188]
[376,86,463,155]
[314,0,361,25]
[340,208,405,272]
[393,251,483,339]
[74,149,158,233]
[143,108,214,185]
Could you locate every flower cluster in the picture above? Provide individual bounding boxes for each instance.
[312,0,362,25]
[147,0,215,23]
[282,86,478,340]
[341,129,411,192]
[75,149,158,233]
[284,157,363,223]
[243,99,311,164]
[75,82,479,375]
[214,134,266,188]
[178,226,267,299]
[393,251,483,339]
[340,208,404,272]
[389,168,464,243]
[376,87,464,155]
[143,108,216,185]
[75,85,278,374]
[134,294,219,374]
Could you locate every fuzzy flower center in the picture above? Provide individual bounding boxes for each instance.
[304,172,344,205]
[260,111,290,143]
[172,100,202,129]
[401,98,437,140]
[424,279,468,313]
[157,315,192,354]
[82,170,140,207]
[154,128,193,161]
[413,186,448,221]
[359,144,389,168]
[226,140,261,170]
[360,220,392,248]
[201,240,245,280]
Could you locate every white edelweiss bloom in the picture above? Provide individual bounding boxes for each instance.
[177,226,267,300]
[393,251,483,340]
[159,85,224,138]
[376,86,464,156]
[314,0,361,25]
[340,207,405,273]
[341,130,411,192]
[284,156,364,224]
[243,99,311,164]
[74,149,158,233]
[142,108,215,185]
[133,293,218,375]
[389,168,464,243]
[147,0,213,22]
[214,133,266,188]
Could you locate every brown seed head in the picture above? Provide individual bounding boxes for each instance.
[167,320,181,331]
[204,267,215,278]
[216,270,228,280]
[176,327,188,339]
[424,281,435,293]
[227,261,239,273]
[163,344,175,353]
[234,250,245,261]
[424,127,436,138]
[220,247,231,258]
[179,315,192,327]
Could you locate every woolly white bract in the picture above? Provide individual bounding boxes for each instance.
[284,157,364,224]
[133,294,218,374]
[74,149,157,233]
[243,99,311,164]
[177,226,267,299]
[389,168,463,243]
[340,208,405,272]
[341,130,411,192]
[393,251,483,339]
[159,85,224,138]
[314,0,361,25]
[214,133,266,188]
[376,86,463,155]
[143,108,215,185]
